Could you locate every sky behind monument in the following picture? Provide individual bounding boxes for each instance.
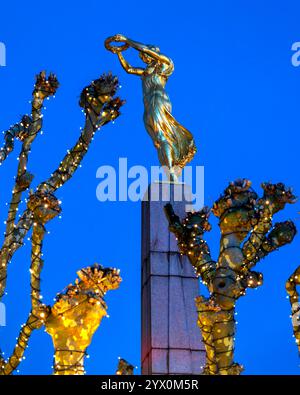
[0,0,299,374]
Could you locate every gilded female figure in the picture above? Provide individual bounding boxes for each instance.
[105,34,197,179]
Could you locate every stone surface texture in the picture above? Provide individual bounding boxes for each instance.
[141,182,205,374]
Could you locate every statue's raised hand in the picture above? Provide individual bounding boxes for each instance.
[113,34,127,42]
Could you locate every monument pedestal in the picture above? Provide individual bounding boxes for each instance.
[141,182,205,374]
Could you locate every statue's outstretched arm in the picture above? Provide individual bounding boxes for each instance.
[117,52,144,76]
[126,38,173,67]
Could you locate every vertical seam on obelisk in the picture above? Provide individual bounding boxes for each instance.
[181,255,193,371]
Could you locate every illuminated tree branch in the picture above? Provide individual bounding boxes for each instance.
[0,311,45,375]
[245,221,296,268]
[0,115,31,165]
[164,204,216,284]
[165,179,296,375]
[242,182,296,268]
[286,266,300,352]
[116,358,134,375]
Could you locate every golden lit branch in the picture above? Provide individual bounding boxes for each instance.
[116,358,134,375]
[28,192,62,309]
[0,115,31,165]
[245,221,296,268]
[286,266,300,352]
[0,310,47,375]
[242,182,296,268]
[164,204,216,284]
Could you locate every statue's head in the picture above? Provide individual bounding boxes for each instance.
[139,45,160,64]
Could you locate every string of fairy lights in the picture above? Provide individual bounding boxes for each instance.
[53,350,87,375]
[0,115,32,166]
[286,266,300,350]
[164,203,216,284]
[0,71,124,375]
[164,179,297,375]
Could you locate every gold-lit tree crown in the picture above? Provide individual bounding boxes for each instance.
[212,179,257,217]
[77,264,122,292]
[34,71,59,100]
[79,73,125,123]
[80,73,119,107]
[27,191,61,224]
[46,264,122,375]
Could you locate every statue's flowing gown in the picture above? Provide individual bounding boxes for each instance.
[142,65,196,171]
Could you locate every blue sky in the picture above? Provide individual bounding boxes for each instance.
[0,0,299,374]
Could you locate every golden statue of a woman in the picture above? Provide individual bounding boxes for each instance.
[105,34,197,179]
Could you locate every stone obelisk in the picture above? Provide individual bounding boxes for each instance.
[141,182,205,374]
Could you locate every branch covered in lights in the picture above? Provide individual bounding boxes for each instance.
[116,358,134,375]
[286,266,300,352]
[0,115,31,165]
[164,179,297,375]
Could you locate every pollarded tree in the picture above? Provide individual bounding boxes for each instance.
[0,70,124,375]
[164,179,297,375]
